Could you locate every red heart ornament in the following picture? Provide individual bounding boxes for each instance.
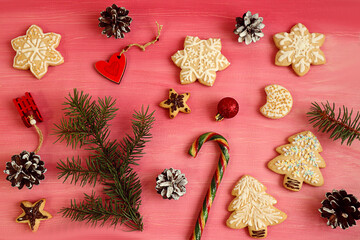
[95,52,127,84]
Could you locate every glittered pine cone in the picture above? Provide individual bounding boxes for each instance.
[155,168,188,200]
[234,11,265,45]
[98,4,132,39]
[4,151,47,190]
[319,189,360,229]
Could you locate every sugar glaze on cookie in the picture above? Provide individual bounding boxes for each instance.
[171,36,230,86]
[268,131,326,191]
[11,25,64,79]
[260,84,293,119]
[226,175,287,238]
[273,23,325,76]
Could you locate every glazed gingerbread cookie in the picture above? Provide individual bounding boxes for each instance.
[273,23,325,76]
[171,36,230,86]
[11,25,64,79]
[268,131,326,191]
[226,175,287,239]
[159,88,191,118]
[260,84,293,119]
[16,198,52,232]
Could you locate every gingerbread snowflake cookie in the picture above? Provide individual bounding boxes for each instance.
[268,131,326,191]
[274,23,325,76]
[171,36,230,86]
[226,175,287,238]
[159,88,191,119]
[11,25,64,79]
[260,84,293,119]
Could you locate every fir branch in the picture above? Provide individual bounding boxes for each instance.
[307,101,360,146]
[54,89,154,231]
[53,89,118,149]
[119,107,155,167]
[57,156,101,187]
[60,192,131,228]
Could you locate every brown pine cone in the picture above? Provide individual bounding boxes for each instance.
[319,189,360,229]
[4,151,47,190]
[98,4,132,39]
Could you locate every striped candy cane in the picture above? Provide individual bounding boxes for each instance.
[189,132,230,240]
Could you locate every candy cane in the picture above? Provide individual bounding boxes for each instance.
[189,132,230,240]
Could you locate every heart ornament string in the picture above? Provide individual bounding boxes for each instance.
[95,22,163,84]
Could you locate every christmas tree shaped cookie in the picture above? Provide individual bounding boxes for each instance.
[268,131,326,191]
[226,175,287,238]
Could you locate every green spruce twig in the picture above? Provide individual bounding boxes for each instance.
[307,101,360,146]
[54,89,155,230]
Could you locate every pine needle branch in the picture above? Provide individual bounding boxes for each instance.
[307,101,360,146]
[53,89,118,149]
[59,192,134,228]
[54,89,154,231]
[57,156,101,187]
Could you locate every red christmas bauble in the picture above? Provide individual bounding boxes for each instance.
[215,97,239,121]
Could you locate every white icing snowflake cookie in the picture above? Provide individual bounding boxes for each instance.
[268,131,326,192]
[171,36,230,87]
[260,84,293,119]
[11,25,64,79]
[273,23,325,76]
[226,175,287,239]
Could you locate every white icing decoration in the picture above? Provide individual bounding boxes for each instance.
[274,23,325,74]
[260,84,293,119]
[274,33,292,46]
[275,132,323,184]
[172,36,230,86]
[228,176,284,230]
[11,25,63,78]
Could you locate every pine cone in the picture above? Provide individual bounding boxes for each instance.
[4,151,47,190]
[155,168,188,200]
[98,4,132,39]
[319,189,360,229]
[234,11,265,45]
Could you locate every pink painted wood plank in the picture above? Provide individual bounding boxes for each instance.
[0,0,359,239]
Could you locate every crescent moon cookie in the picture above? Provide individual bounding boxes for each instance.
[226,175,287,239]
[11,25,64,79]
[171,36,230,87]
[159,88,191,119]
[260,84,293,119]
[273,23,325,76]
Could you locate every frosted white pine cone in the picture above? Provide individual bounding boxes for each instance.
[155,168,188,200]
[234,11,265,45]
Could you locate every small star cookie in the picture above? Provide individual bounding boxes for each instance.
[171,36,230,86]
[273,23,325,76]
[260,84,293,119]
[11,25,64,79]
[159,88,191,119]
[16,198,52,232]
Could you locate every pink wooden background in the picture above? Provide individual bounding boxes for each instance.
[1,0,360,239]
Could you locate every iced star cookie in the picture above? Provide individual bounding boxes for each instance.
[159,88,191,119]
[16,198,52,232]
[274,23,325,76]
[260,84,293,119]
[11,25,64,79]
[171,36,230,86]
[268,131,326,191]
[226,175,287,239]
